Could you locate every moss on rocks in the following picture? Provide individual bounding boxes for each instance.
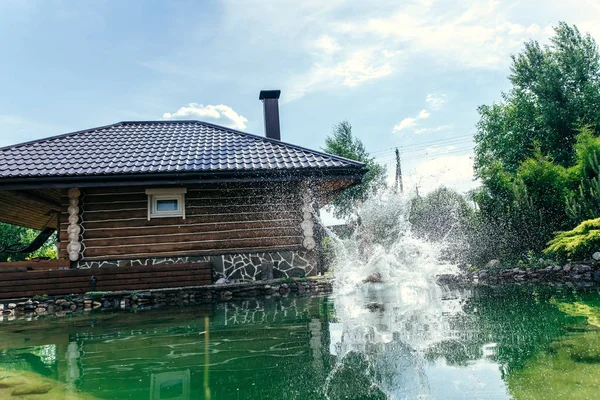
[0,369,97,399]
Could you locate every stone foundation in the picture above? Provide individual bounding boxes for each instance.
[77,249,318,281]
[214,250,317,280]
[77,256,210,269]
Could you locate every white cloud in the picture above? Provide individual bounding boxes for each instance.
[286,49,393,101]
[404,153,479,195]
[393,117,417,132]
[393,107,431,132]
[315,35,340,53]
[162,103,248,130]
[333,1,552,69]
[425,93,446,110]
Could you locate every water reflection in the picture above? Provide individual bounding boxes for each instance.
[0,287,599,399]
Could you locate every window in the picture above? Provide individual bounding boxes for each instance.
[146,188,187,220]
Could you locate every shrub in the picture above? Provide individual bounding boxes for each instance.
[544,218,600,261]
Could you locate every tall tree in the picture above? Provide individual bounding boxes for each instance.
[322,121,387,220]
[471,22,600,263]
[475,22,600,178]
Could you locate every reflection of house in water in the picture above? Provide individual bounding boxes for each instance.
[0,296,333,399]
[151,370,191,400]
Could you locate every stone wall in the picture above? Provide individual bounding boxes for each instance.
[77,249,318,281]
[214,250,317,280]
[77,256,210,269]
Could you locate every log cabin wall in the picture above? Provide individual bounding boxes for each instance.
[58,182,319,277]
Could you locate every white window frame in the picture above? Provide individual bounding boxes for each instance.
[145,188,187,220]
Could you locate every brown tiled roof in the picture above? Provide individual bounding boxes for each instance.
[0,121,365,180]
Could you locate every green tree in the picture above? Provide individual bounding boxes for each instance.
[566,127,600,222]
[0,222,57,262]
[470,22,600,264]
[475,22,600,177]
[322,121,387,220]
[410,187,472,242]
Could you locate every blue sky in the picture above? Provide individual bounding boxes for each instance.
[1,0,600,207]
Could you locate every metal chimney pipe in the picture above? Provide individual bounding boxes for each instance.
[259,90,281,140]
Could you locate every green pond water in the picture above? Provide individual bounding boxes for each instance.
[1,285,600,399]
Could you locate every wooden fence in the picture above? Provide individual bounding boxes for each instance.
[0,262,213,299]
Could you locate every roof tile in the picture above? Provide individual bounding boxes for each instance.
[0,120,364,179]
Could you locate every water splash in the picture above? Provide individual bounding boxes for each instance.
[323,192,464,399]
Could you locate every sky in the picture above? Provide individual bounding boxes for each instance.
[1,0,600,223]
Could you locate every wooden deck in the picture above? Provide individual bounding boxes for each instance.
[0,261,212,299]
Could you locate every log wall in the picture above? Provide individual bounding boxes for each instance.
[59,183,305,261]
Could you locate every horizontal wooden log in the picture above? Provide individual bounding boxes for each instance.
[83,236,302,257]
[0,267,28,273]
[81,197,301,212]
[0,259,68,269]
[63,211,301,230]
[81,244,300,260]
[64,219,298,240]
[0,262,213,299]
[81,183,298,196]
[0,274,211,294]
[78,204,300,222]
[0,263,210,280]
[82,227,302,247]
[0,269,212,289]
[0,279,212,299]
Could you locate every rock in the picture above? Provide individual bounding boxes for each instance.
[486,260,501,269]
[11,382,53,396]
[55,299,67,306]
[93,301,102,308]
[553,265,563,272]
[34,308,46,314]
[593,271,600,282]
[478,271,489,280]
[563,264,572,273]
[573,265,592,273]
[215,277,229,285]
[593,252,600,261]
[0,304,3,311]
[69,304,77,311]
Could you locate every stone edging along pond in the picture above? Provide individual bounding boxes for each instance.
[448,262,600,286]
[0,277,333,319]
[3,265,600,320]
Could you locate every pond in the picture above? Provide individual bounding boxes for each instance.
[1,285,600,399]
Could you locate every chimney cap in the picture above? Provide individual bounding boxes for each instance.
[259,90,281,100]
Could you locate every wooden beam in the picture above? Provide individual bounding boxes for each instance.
[10,190,61,211]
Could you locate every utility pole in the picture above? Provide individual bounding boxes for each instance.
[395,147,403,194]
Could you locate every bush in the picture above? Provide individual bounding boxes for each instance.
[544,218,600,261]
[0,223,57,262]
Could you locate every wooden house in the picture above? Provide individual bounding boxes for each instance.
[0,90,365,296]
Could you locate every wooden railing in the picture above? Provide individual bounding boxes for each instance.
[0,262,212,299]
